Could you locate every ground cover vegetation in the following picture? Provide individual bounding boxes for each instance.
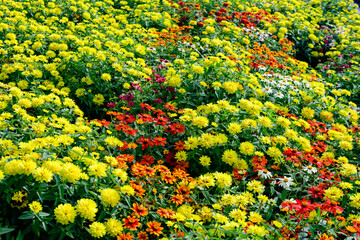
[0,0,360,239]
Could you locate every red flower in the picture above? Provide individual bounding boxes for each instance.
[155,116,169,126]
[136,136,154,150]
[308,185,325,199]
[123,216,141,230]
[146,221,164,236]
[166,123,185,135]
[174,141,185,151]
[321,199,343,215]
[292,198,316,218]
[140,155,155,165]
[152,136,167,146]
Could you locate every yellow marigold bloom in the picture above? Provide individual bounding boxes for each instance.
[93,94,105,106]
[301,107,315,119]
[175,151,187,162]
[76,198,98,221]
[247,180,264,193]
[229,208,246,221]
[247,225,268,237]
[199,155,211,167]
[227,122,242,134]
[33,167,53,182]
[340,163,357,176]
[113,168,128,182]
[276,116,291,128]
[104,136,124,148]
[239,141,255,155]
[101,73,111,81]
[184,136,198,150]
[339,141,353,151]
[222,149,238,166]
[350,193,360,208]
[59,162,82,183]
[192,116,209,129]
[120,185,135,196]
[168,75,182,87]
[223,81,240,94]
[266,147,282,158]
[54,203,77,225]
[213,172,232,188]
[100,188,120,207]
[248,212,265,224]
[105,218,123,237]
[323,187,344,201]
[88,162,107,178]
[29,201,42,214]
[258,116,273,128]
[320,110,334,122]
[88,222,106,238]
[191,64,204,74]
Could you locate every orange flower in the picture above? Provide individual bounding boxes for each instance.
[317,233,334,240]
[117,232,134,240]
[171,194,184,205]
[137,231,148,240]
[146,221,163,236]
[131,203,148,218]
[123,216,141,230]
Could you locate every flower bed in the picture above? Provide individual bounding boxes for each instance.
[0,0,360,239]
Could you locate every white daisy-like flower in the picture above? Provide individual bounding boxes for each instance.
[275,92,284,98]
[258,169,273,179]
[278,176,294,189]
[303,165,317,174]
[263,86,273,94]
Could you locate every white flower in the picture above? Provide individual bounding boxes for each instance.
[275,92,284,98]
[303,165,317,174]
[263,86,273,94]
[278,176,294,189]
[258,169,273,179]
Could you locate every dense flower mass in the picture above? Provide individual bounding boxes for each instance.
[0,0,360,239]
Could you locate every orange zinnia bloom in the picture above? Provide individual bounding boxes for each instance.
[117,232,134,240]
[123,216,141,230]
[146,221,163,236]
[131,203,148,218]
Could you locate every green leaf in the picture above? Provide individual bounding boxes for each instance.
[0,227,15,235]
[38,212,50,217]
[18,213,34,220]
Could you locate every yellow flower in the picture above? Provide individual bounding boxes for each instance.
[239,141,255,155]
[29,201,43,213]
[301,107,315,119]
[100,188,121,207]
[247,180,264,193]
[76,199,98,221]
[175,151,187,162]
[101,73,111,81]
[105,218,123,237]
[93,94,105,106]
[267,147,282,158]
[104,136,124,148]
[227,122,242,134]
[350,193,360,208]
[222,149,238,166]
[88,222,106,238]
[340,163,357,176]
[320,110,334,122]
[323,187,344,201]
[33,167,53,182]
[199,155,211,167]
[54,203,77,225]
[120,185,135,196]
